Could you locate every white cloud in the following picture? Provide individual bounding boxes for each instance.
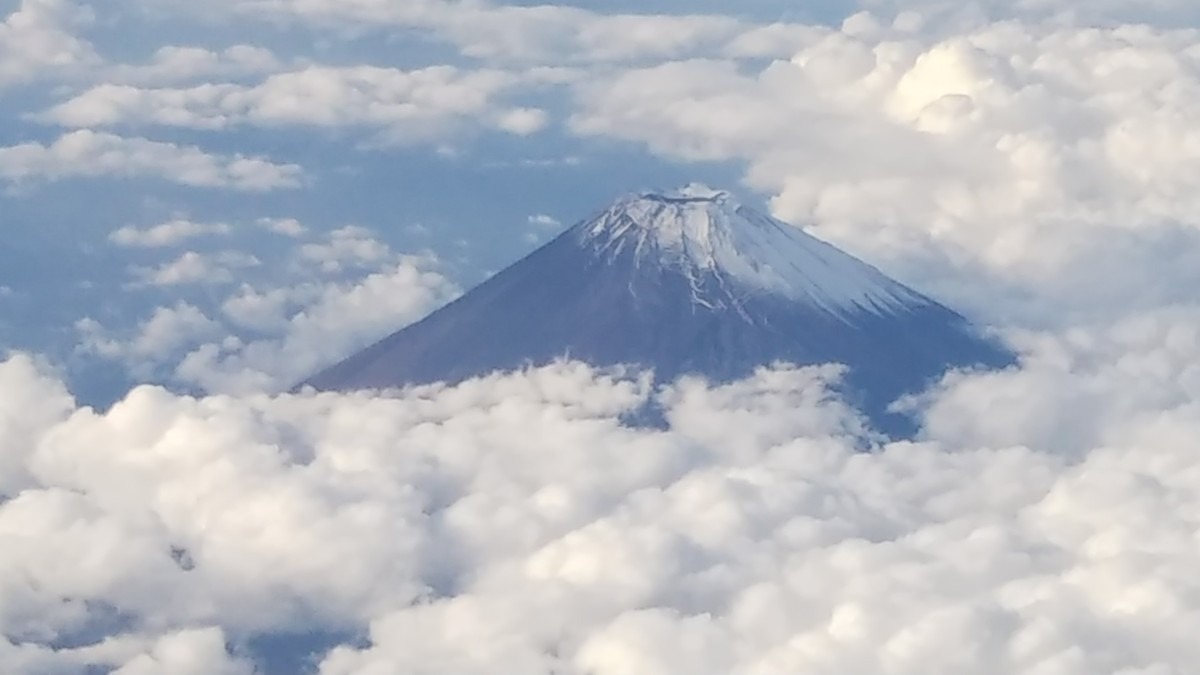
[176,255,458,393]
[257,217,307,237]
[183,0,461,26]
[128,251,260,287]
[111,628,255,675]
[5,329,1200,672]
[523,213,563,243]
[494,107,548,136]
[45,66,550,143]
[108,44,281,86]
[528,213,561,229]
[864,0,1200,27]
[914,306,1200,457]
[0,625,255,674]
[73,222,459,393]
[568,19,1200,325]
[0,130,303,191]
[298,226,392,274]
[0,352,73,495]
[110,219,233,248]
[76,302,223,375]
[0,0,97,91]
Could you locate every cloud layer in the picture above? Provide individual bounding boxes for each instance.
[5,334,1200,673]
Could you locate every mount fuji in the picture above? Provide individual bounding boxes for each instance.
[305,185,1013,436]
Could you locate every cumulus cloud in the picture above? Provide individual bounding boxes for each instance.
[568,18,1200,326]
[297,225,392,274]
[110,219,233,248]
[6,325,1200,673]
[257,217,307,237]
[0,0,97,91]
[916,306,1200,456]
[107,44,282,86]
[81,224,459,394]
[176,255,458,393]
[78,302,222,364]
[44,66,551,143]
[0,130,303,191]
[0,352,74,495]
[0,625,256,675]
[127,251,261,287]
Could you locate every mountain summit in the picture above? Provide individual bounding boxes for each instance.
[581,183,929,318]
[305,185,1013,436]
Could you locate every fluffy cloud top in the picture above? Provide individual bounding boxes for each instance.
[176,255,459,393]
[5,321,1200,673]
[81,222,460,394]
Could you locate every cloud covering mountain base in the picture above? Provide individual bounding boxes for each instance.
[5,332,1200,674]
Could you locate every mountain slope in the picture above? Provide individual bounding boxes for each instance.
[304,185,1013,436]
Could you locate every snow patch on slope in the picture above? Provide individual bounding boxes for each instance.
[583,184,932,317]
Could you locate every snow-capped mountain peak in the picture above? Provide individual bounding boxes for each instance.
[581,185,930,317]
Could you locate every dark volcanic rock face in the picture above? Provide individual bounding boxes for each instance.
[305,185,1013,437]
